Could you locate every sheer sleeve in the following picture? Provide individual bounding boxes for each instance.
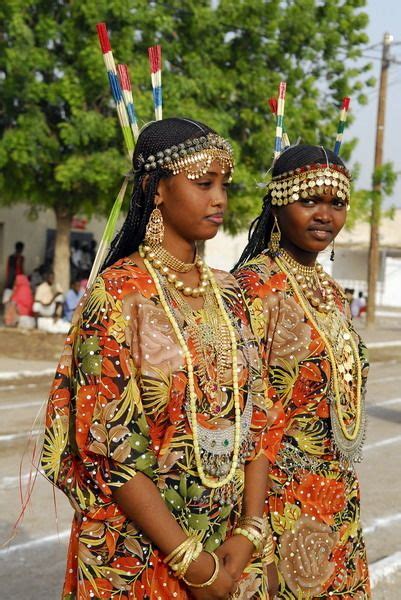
[235,256,287,464]
[41,274,157,511]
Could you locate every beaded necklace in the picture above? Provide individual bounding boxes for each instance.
[279,249,336,313]
[144,258,242,489]
[276,256,365,463]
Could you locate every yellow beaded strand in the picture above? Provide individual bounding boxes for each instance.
[145,258,241,489]
[276,256,362,442]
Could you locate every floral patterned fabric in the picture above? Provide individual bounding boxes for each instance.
[235,253,371,599]
[41,258,277,600]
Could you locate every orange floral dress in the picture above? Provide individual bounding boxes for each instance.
[41,258,276,600]
[235,253,371,599]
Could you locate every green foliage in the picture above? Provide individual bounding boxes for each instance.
[347,162,397,229]
[0,0,374,231]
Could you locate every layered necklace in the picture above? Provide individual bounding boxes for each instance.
[140,243,208,297]
[140,244,252,494]
[276,250,366,463]
[279,248,336,313]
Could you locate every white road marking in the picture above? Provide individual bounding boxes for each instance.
[0,429,41,443]
[369,397,401,408]
[364,512,401,535]
[0,473,31,490]
[370,375,401,384]
[370,551,401,588]
[0,382,39,392]
[364,434,401,451]
[0,368,54,381]
[0,400,42,411]
[0,529,70,555]
[367,340,401,348]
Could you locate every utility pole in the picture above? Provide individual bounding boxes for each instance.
[366,32,392,326]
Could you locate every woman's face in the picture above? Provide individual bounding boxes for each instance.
[276,189,348,255]
[156,159,231,242]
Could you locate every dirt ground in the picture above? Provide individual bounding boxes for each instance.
[0,326,65,361]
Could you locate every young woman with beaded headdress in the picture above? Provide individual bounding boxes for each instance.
[234,144,371,599]
[40,117,280,600]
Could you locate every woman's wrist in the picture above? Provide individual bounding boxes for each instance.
[183,550,215,586]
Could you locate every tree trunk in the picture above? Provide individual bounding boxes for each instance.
[54,207,72,293]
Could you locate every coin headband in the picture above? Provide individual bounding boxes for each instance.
[267,163,351,206]
[139,133,234,180]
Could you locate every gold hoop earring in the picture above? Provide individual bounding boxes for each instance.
[145,206,164,245]
[267,215,281,257]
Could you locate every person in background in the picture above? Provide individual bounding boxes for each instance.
[70,240,83,281]
[33,270,64,319]
[351,290,366,319]
[30,264,46,294]
[63,279,84,322]
[5,241,25,290]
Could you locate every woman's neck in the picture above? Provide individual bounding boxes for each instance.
[280,241,318,267]
[161,232,197,264]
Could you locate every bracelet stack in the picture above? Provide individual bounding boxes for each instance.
[233,516,275,563]
[164,535,220,588]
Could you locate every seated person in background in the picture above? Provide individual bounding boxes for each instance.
[33,270,64,319]
[63,279,84,322]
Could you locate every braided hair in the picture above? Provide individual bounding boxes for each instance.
[233,145,347,270]
[102,117,216,270]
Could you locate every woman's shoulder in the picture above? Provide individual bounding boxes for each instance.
[98,258,156,300]
[233,253,287,299]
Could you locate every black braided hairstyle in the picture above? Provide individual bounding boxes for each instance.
[233,145,347,270]
[102,117,216,270]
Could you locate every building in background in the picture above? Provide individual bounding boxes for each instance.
[1,204,400,308]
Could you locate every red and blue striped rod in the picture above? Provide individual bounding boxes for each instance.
[269,97,290,148]
[117,64,140,143]
[274,82,287,159]
[148,45,162,121]
[96,23,135,157]
[333,97,351,155]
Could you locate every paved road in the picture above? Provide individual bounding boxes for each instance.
[0,360,400,599]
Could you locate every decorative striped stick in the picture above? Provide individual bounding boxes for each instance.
[88,23,135,289]
[148,45,162,120]
[96,23,135,157]
[268,97,291,148]
[274,82,287,159]
[333,97,351,155]
[117,64,140,143]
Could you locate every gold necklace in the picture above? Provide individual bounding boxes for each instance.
[139,244,208,297]
[279,249,336,313]
[166,283,232,415]
[145,258,242,489]
[276,256,365,462]
[143,243,198,273]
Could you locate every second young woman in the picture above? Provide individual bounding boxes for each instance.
[235,145,370,599]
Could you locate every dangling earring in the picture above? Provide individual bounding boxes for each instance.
[145,205,164,245]
[267,215,281,257]
[330,239,335,261]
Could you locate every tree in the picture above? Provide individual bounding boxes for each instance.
[0,0,374,289]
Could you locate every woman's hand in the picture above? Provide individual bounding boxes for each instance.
[217,534,254,581]
[184,550,237,600]
[266,562,279,598]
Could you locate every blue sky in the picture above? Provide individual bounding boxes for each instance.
[349,0,401,206]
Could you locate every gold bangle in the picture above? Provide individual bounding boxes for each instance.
[233,527,264,553]
[165,536,194,565]
[182,551,220,588]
